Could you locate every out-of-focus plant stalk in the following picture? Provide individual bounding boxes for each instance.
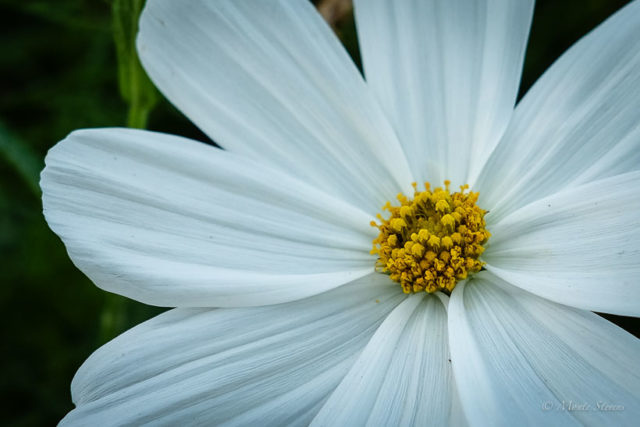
[98,293,128,344]
[111,0,158,129]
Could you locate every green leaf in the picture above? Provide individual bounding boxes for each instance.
[112,0,158,128]
[0,121,42,196]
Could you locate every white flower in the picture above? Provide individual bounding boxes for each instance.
[42,0,640,425]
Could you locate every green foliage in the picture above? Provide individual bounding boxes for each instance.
[0,122,42,196]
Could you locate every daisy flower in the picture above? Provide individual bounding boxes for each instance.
[42,0,640,425]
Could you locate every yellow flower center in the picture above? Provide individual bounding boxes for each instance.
[371,181,490,294]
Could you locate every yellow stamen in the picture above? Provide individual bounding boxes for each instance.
[371,181,490,294]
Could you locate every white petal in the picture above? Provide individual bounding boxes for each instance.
[41,128,377,307]
[484,171,640,316]
[476,0,640,222]
[312,293,451,426]
[353,0,534,186]
[60,274,406,426]
[449,273,640,427]
[137,0,413,214]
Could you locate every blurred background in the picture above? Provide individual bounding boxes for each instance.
[0,0,636,424]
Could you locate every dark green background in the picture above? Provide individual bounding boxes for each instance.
[0,0,636,425]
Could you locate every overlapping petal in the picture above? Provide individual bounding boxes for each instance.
[476,0,640,222]
[483,171,640,316]
[61,274,406,426]
[312,294,451,426]
[41,128,377,307]
[449,273,640,426]
[137,0,413,214]
[354,0,534,186]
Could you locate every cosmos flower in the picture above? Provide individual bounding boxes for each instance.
[42,0,640,425]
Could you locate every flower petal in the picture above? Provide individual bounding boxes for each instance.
[449,273,640,427]
[60,274,406,426]
[41,128,377,307]
[311,293,451,426]
[476,0,640,221]
[137,0,413,213]
[484,171,640,316]
[353,0,534,185]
